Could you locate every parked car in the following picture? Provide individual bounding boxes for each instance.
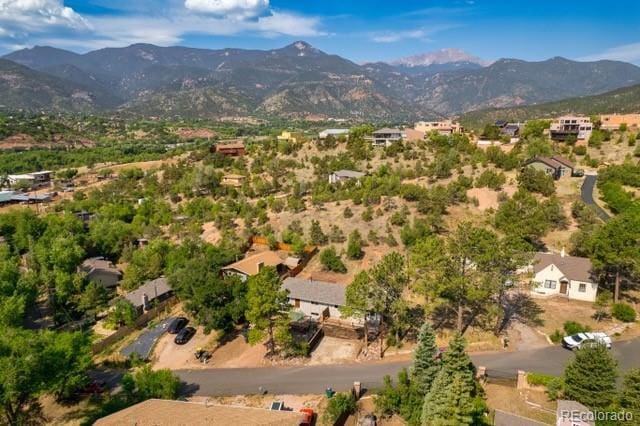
[174,326,196,345]
[572,168,585,177]
[168,317,189,334]
[562,332,612,350]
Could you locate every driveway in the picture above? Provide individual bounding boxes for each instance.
[175,338,640,396]
[121,317,174,360]
[580,174,611,221]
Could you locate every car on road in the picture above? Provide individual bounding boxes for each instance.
[174,326,196,345]
[168,317,189,334]
[562,332,612,350]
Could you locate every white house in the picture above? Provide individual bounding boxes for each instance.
[318,128,350,140]
[328,169,366,184]
[530,250,597,302]
[370,128,405,147]
[283,277,345,319]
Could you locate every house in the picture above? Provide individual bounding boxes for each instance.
[523,156,574,179]
[529,250,597,302]
[221,174,247,187]
[550,116,593,141]
[221,251,287,282]
[78,257,122,290]
[318,128,349,140]
[95,399,304,426]
[328,169,366,184]
[600,113,640,130]
[370,128,405,147]
[403,128,425,142]
[283,277,346,319]
[7,171,52,188]
[0,190,53,205]
[277,131,303,143]
[123,277,173,312]
[556,400,594,426]
[414,120,463,135]
[211,140,245,156]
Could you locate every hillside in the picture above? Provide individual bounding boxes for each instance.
[459,83,640,129]
[3,42,640,119]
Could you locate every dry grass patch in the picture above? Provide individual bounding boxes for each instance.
[484,384,556,425]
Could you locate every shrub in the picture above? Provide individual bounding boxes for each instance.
[527,372,556,387]
[319,246,347,273]
[612,303,637,322]
[546,377,564,401]
[343,207,353,218]
[563,321,591,336]
[550,329,563,344]
[323,393,357,425]
[573,145,587,156]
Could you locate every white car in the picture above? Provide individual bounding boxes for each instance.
[562,332,612,350]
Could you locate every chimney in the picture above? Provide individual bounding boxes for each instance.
[560,247,566,258]
[257,261,264,272]
[142,293,149,311]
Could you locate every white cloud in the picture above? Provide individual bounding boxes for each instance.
[372,29,431,43]
[579,42,640,64]
[184,0,268,19]
[0,0,90,31]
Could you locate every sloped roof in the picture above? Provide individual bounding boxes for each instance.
[221,251,284,276]
[283,277,346,306]
[533,252,593,282]
[124,277,172,308]
[79,257,121,276]
[373,127,403,134]
[332,169,365,179]
[94,399,303,426]
[551,155,574,169]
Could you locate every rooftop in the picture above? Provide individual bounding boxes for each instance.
[332,169,365,178]
[373,127,403,134]
[124,277,172,308]
[94,399,303,426]
[283,277,346,306]
[533,252,593,283]
[222,251,284,276]
[80,257,121,275]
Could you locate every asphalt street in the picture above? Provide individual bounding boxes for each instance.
[176,337,640,396]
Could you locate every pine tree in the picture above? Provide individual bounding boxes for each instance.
[440,332,476,391]
[412,321,441,394]
[421,371,476,426]
[620,368,640,417]
[563,343,618,408]
[309,220,328,246]
[346,230,364,260]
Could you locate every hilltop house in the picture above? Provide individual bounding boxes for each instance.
[550,116,593,142]
[283,277,346,319]
[221,174,247,187]
[414,120,463,135]
[221,251,287,282]
[328,169,366,184]
[211,140,245,156]
[277,131,303,143]
[78,257,122,290]
[523,156,574,179]
[370,128,405,147]
[7,171,52,188]
[529,250,597,302]
[124,277,173,313]
[318,128,350,140]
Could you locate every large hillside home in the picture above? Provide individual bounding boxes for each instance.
[549,116,593,141]
[370,128,405,147]
[414,120,463,135]
[523,156,574,179]
[529,251,597,302]
[283,277,346,319]
[78,257,122,290]
[221,251,287,282]
[7,170,52,188]
[211,141,245,156]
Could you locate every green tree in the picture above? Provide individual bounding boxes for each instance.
[106,299,137,328]
[341,271,373,351]
[620,368,640,419]
[309,220,328,246]
[123,365,180,401]
[346,230,364,260]
[412,322,441,394]
[563,343,618,409]
[246,266,290,356]
[518,167,556,196]
[319,246,347,273]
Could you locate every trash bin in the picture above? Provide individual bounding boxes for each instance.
[325,387,334,398]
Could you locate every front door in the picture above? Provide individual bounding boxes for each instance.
[560,281,568,294]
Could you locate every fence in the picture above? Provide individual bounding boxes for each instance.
[91,297,177,354]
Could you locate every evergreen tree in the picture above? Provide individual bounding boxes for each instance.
[440,332,476,390]
[309,220,328,246]
[346,229,364,260]
[620,368,640,418]
[412,321,441,394]
[563,343,618,408]
[421,371,477,426]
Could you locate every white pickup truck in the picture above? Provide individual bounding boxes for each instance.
[562,332,612,350]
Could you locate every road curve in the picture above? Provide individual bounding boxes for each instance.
[580,174,611,221]
[176,338,640,396]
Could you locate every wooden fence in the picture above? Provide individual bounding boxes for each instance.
[91,297,177,354]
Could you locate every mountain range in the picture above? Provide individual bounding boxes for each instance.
[2,41,640,120]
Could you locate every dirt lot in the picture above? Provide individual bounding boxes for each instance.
[484,383,556,425]
[208,335,267,368]
[309,337,361,365]
[152,326,217,370]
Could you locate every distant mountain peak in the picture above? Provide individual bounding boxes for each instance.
[276,40,323,57]
[392,48,490,67]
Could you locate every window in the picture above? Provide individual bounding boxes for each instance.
[544,280,557,289]
[579,283,586,292]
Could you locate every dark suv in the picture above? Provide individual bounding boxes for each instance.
[174,326,196,345]
[168,317,189,334]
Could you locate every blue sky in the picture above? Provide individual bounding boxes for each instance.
[1,0,639,64]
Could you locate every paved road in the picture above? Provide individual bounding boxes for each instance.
[581,174,611,221]
[121,317,174,360]
[176,338,640,396]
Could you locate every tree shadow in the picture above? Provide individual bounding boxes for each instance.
[495,292,545,334]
